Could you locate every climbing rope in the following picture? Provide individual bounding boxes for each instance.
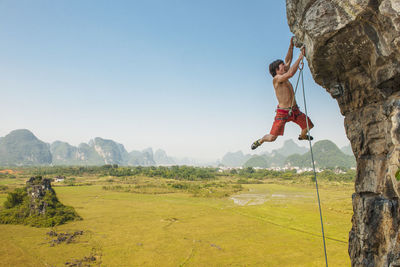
[290,60,303,109]
[293,60,329,267]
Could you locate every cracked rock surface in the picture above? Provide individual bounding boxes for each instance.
[286,0,400,266]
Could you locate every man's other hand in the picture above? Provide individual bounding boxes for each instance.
[301,46,306,57]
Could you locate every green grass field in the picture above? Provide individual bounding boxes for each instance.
[0,177,353,266]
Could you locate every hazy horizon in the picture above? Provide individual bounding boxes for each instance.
[1,128,352,164]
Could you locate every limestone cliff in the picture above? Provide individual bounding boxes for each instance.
[286,0,400,266]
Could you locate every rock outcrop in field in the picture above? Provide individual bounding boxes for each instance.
[285,0,400,265]
[0,176,81,227]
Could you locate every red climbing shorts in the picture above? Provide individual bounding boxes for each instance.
[270,105,313,136]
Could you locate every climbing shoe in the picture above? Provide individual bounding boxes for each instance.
[251,139,261,150]
[298,134,313,141]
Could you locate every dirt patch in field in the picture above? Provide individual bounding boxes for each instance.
[230,193,269,206]
[47,230,84,246]
[231,189,311,206]
[65,254,98,267]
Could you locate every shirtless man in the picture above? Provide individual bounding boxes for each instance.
[251,37,313,150]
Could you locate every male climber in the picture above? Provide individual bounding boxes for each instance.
[251,37,313,150]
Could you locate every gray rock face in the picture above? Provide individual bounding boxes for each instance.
[26,176,54,215]
[286,0,400,265]
[89,137,129,165]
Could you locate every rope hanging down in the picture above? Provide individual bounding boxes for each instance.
[293,60,329,267]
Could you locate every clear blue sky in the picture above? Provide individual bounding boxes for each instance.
[0,0,349,160]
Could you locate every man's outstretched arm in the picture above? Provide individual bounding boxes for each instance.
[275,47,304,83]
[284,37,294,71]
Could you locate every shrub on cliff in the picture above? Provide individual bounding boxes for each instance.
[0,176,81,227]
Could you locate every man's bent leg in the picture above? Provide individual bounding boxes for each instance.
[251,114,284,150]
[294,111,314,140]
[260,134,278,144]
[251,134,277,150]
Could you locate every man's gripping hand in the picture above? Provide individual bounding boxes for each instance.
[300,46,305,58]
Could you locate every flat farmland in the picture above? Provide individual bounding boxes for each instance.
[0,176,353,266]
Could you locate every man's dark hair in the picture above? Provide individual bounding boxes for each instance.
[269,59,284,77]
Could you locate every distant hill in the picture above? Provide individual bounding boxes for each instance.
[50,141,81,165]
[341,144,354,156]
[128,148,156,166]
[154,149,175,165]
[265,151,287,167]
[0,129,356,168]
[0,129,174,166]
[221,151,252,167]
[0,129,52,166]
[272,139,308,157]
[220,139,356,169]
[243,155,269,168]
[285,140,356,168]
[76,143,105,165]
[89,137,129,165]
[51,138,129,165]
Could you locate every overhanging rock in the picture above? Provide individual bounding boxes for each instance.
[286,0,400,266]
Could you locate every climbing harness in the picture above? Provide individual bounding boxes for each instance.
[295,59,329,267]
[274,106,300,121]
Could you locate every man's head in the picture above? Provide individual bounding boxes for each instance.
[269,59,284,77]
